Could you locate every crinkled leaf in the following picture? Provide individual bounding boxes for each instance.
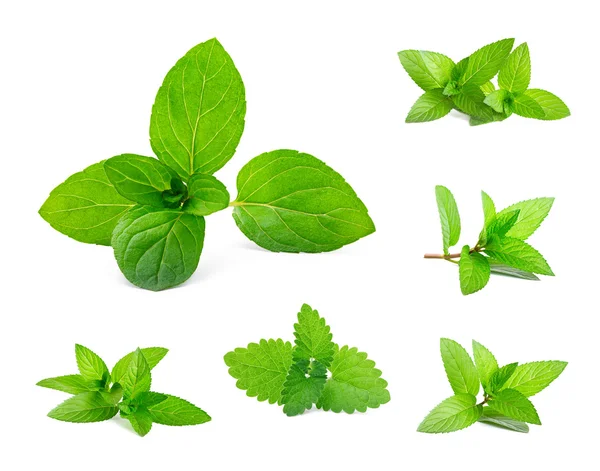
[488,388,541,424]
[498,43,531,93]
[496,197,554,240]
[147,394,211,426]
[500,361,567,397]
[48,391,119,423]
[440,338,480,395]
[472,340,499,389]
[182,173,230,216]
[460,39,515,86]
[281,359,327,417]
[406,90,453,122]
[485,237,553,276]
[435,185,460,255]
[397,50,455,90]
[523,89,570,120]
[458,247,490,295]
[418,394,482,433]
[292,304,334,366]
[478,407,529,433]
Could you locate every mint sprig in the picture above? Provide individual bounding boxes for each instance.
[37,345,210,436]
[424,186,555,295]
[224,304,390,416]
[418,339,567,434]
[39,38,375,291]
[398,39,570,125]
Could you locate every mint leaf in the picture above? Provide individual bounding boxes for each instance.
[293,304,334,366]
[232,150,375,253]
[104,154,177,207]
[500,361,568,397]
[135,392,168,407]
[150,38,246,179]
[37,375,99,395]
[481,191,496,229]
[498,43,531,93]
[453,84,496,119]
[460,39,515,86]
[120,348,151,399]
[483,89,510,113]
[472,340,499,389]
[469,112,507,126]
[488,389,541,424]
[48,391,119,423]
[485,209,520,241]
[484,237,553,276]
[418,394,482,433]
[397,50,455,90]
[488,261,540,280]
[478,407,529,433]
[75,344,109,383]
[488,362,518,393]
[435,185,460,255]
[111,347,168,386]
[440,338,480,396]
[458,246,490,295]
[224,339,293,404]
[512,93,545,119]
[123,408,153,437]
[39,161,134,245]
[147,394,211,426]
[281,359,327,416]
[523,89,570,120]
[496,197,554,240]
[406,90,453,122]
[182,173,230,216]
[112,207,205,291]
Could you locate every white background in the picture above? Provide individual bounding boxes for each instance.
[1,1,597,469]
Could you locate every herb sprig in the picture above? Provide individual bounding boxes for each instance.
[418,339,567,433]
[37,345,210,436]
[398,39,570,125]
[39,38,375,291]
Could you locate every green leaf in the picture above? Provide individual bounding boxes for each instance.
[120,349,152,399]
[111,347,168,386]
[498,43,531,93]
[75,344,109,382]
[37,375,99,395]
[224,339,294,405]
[488,388,541,424]
[469,112,507,126]
[112,206,205,291]
[397,50,455,90]
[451,57,469,82]
[472,340,499,389]
[232,150,375,253]
[292,304,335,366]
[488,261,540,280]
[147,394,211,426]
[104,154,177,207]
[442,80,460,96]
[484,237,554,276]
[500,361,567,397]
[406,90,453,122]
[513,94,545,119]
[39,161,135,245]
[496,197,554,240]
[478,407,529,433]
[480,81,495,95]
[488,362,518,393]
[483,89,510,113]
[458,247,490,295]
[281,359,327,416]
[135,392,168,407]
[484,209,520,242]
[434,185,460,255]
[182,173,230,216]
[317,345,390,413]
[418,394,482,433]
[460,39,515,86]
[523,89,570,120]
[440,338,480,396]
[48,391,119,423]
[150,38,246,180]
[123,408,153,437]
[453,84,496,119]
[106,383,124,404]
[481,191,496,229]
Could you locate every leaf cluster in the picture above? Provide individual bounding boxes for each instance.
[418,339,567,433]
[37,345,210,436]
[39,38,375,291]
[398,39,570,125]
[428,186,554,294]
[224,304,390,416]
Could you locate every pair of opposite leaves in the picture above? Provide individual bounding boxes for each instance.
[39,38,375,291]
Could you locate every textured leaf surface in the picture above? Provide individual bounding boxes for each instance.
[317,346,390,413]
[147,394,211,426]
[120,349,151,399]
[498,43,531,93]
[75,344,109,382]
[485,237,553,276]
[459,247,490,295]
[488,261,540,280]
[497,197,554,240]
[513,94,545,119]
[37,375,99,395]
[418,394,482,433]
[292,304,334,366]
[472,340,499,389]
[406,90,453,122]
[281,360,327,416]
[150,38,246,179]
[48,392,119,423]
[488,362,518,393]
[397,50,455,90]
[485,210,520,240]
[523,89,570,120]
[453,85,497,119]
[440,338,480,395]
[123,408,153,437]
[460,39,515,86]
[111,347,168,385]
[478,407,529,433]
[501,361,567,397]
[232,150,375,253]
[182,173,230,216]
[483,89,510,113]
[112,206,205,291]
[224,339,294,404]
[39,161,134,245]
[435,186,460,254]
[488,388,541,424]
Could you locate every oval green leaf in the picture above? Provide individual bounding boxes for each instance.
[418,394,482,433]
[406,90,453,123]
[182,173,230,215]
[523,89,570,120]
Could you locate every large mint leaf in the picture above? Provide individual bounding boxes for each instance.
[498,43,530,93]
[112,207,205,291]
[147,394,211,426]
[232,150,375,253]
[281,359,327,416]
[460,39,515,86]
[150,38,246,179]
[500,361,567,397]
[111,347,168,386]
[418,394,482,433]
[48,391,119,423]
[37,375,99,395]
[472,340,498,389]
[120,349,152,399]
[435,186,460,255]
[485,237,553,276]
[488,389,541,424]
[397,50,455,90]
[224,339,293,405]
[75,344,109,382]
[458,246,490,295]
[39,161,134,245]
[440,339,480,396]
[523,89,570,120]
[292,304,334,366]
[182,173,230,216]
[496,197,554,240]
[513,94,545,119]
[478,407,529,433]
[406,90,453,122]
